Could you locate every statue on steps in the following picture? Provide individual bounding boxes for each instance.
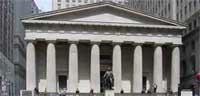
[103,67,114,90]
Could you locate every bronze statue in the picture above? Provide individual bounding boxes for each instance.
[103,67,114,90]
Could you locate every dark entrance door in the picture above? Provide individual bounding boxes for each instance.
[100,44,112,92]
[58,75,67,90]
[100,55,112,92]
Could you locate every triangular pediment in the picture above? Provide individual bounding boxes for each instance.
[22,1,185,27]
[71,13,142,24]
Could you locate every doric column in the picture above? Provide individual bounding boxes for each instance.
[68,42,78,92]
[26,42,36,90]
[171,47,180,92]
[46,42,57,92]
[112,43,122,93]
[153,46,163,93]
[133,45,143,93]
[90,42,100,93]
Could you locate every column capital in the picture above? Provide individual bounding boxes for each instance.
[171,44,182,48]
[167,44,182,49]
[46,40,56,44]
[112,41,122,46]
[68,40,79,44]
[132,42,143,46]
[90,41,101,45]
[153,43,164,48]
[27,40,37,44]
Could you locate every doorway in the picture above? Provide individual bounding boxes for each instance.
[100,44,112,92]
[58,75,67,91]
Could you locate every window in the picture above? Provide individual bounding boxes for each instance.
[57,4,61,9]
[189,2,192,12]
[72,0,76,2]
[185,6,187,16]
[177,0,179,6]
[84,0,88,3]
[78,0,82,3]
[182,45,186,53]
[181,61,186,76]
[193,20,197,29]
[72,4,75,7]
[190,56,196,73]
[66,0,69,2]
[57,0,61,2]
[180,10,182,20]
[189,23,192,31]
[191,40,195,50]
[66,4,69,8]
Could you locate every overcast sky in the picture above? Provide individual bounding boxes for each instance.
[34,0,52,12]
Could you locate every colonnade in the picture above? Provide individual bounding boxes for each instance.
[26,41,180,93]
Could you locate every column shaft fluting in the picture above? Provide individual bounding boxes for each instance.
[133,45,143,93]
[90,44,100,93]
[46,43,57,92]
[171,47,180,92]
[112,44,122,93]
[153,46,163,93]
[26,42,36,90]
[68,43,78,92]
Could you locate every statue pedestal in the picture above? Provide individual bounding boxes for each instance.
[105,90,114,96]
[20,90,34,96]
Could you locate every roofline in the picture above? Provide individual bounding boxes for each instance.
[22,20,186,30]
[21,1,186,27]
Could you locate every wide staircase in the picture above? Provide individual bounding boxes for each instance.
[38,93,178,96]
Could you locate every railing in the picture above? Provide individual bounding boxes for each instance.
[115,93,178,96]
[38,93,178,96]
[39,93,104,96]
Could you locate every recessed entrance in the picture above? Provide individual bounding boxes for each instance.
[100,44,112,92]
[58,75,67,90]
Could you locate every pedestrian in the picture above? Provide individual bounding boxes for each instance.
[34,87,39,96]
[153,83,157,93]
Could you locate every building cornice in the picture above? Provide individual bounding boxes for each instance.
[22,20,186,30]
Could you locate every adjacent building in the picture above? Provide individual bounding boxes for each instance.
[0,0,39,96]
[0,0,15,95]
[52,0,127,10]
[21,2,185,95]
[181,10,200,90]
[126,0,200,22]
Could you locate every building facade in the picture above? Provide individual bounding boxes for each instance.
[0,0,18,96]
[52,0,127,10]
[0,0,39,96]
[13,1,39,96]
[22,2,185,95]
[126,0,200,22]
[180,10,200,90]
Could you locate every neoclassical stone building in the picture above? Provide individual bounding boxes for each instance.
[22,1,185,94]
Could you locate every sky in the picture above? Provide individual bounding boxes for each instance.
[34,0,52,12]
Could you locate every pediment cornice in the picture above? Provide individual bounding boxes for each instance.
[22,20,186,30]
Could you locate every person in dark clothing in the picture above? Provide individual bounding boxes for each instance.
[34,87,39,96]
[153,83,157,93]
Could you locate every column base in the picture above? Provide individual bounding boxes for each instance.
[105,90,114,96]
